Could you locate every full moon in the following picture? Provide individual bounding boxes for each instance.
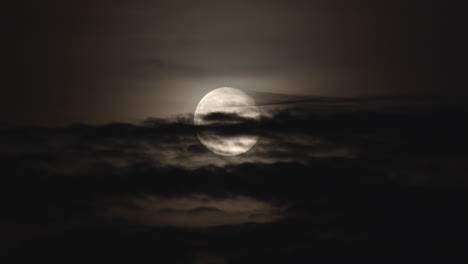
[194,87,260,156]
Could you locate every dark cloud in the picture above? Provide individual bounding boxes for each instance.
[2,96,468,259]
[188,207,222,214]
[201,112,257,123]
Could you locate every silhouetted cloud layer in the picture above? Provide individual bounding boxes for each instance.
[2,96,468,259]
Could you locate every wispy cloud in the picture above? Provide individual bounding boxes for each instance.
[2,96,468,258]
[107,194,286,228]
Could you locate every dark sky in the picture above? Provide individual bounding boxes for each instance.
[5,0,461,125]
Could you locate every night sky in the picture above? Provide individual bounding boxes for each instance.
[3,0,467,261]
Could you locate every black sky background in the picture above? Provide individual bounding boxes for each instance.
[3,0,467,262]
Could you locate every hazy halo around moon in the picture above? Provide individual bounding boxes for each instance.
[194,87,260,156]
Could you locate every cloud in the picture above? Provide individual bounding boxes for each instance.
[2,96,468,258]
[1,96,466,177]
[106,194,286,228]
[200,112,258,124]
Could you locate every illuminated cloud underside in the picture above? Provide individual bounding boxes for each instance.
[108,195,286,228]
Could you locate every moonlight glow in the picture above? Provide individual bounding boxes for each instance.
[194,87,260,156]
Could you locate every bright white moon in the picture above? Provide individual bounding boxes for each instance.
[194,87,260,156]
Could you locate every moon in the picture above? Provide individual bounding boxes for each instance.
[194,87,260,156]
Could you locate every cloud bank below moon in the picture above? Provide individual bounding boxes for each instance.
[2,96,468,259]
